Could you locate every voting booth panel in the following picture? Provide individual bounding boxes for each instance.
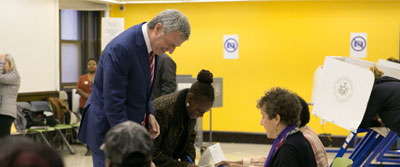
[310,65,322,104]
[340,57,400,80]
[312,56,375,131]
[376,59,400,79]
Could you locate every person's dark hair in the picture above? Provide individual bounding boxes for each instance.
[88,58,97,63]
[387,57,400,63]
[257,87,301,126]
[0,136,64,167]
[102,121,153,167]
[298,96,310,127]
[110,152,151,167]
[189,69,215,103]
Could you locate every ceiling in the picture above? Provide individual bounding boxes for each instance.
[86,0,333,4]
[86,0,400,5]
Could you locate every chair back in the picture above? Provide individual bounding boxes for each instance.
[331,157,353,167]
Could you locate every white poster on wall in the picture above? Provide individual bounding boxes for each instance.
[223,35,239,59]
[350,32,367,58]
[101,17,125,51]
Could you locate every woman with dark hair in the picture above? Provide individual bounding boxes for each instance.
[257,88,316,167]
[0,54,20,138]
[298,96,328,167]
[152,69,215,167]
[76,58,97,155]
[0,136,64,167]
[76,58,97,115]
[218,87,316,167]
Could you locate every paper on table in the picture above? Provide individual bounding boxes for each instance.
[198,143,226,167]
[198,149,213,167]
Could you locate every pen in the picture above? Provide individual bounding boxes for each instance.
[186,155,194,164]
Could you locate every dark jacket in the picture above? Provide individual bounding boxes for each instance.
[360,76,400,135]
[152,89,197,167]
[271,131,317,167]
[78,22,157,150]
[151,53,177,100]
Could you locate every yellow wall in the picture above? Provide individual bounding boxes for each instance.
[110,1,399,136]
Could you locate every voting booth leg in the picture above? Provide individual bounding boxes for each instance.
[334,131,357,159]
[376,132,400,164]
[348,129,377,160]
[361,132,394,166]
[351,131,383,166]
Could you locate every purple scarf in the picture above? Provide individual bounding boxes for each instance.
[264,124,298,167]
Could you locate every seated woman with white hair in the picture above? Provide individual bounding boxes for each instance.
[218,87,317,167]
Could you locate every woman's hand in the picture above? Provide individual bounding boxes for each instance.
[216,160,244,167]
[0,54,5,62]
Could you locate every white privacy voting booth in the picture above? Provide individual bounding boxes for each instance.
[312,56,375,131]
[377,59,400,79]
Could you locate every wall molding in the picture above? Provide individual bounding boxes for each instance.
[17,91,59,102]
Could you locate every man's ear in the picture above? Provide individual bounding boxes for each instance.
[274,114,281,125]
[154,23,163,35]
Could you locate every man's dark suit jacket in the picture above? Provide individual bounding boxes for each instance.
[78,22,157,149]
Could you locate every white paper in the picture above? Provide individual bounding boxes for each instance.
[208,143,226,163]
[350,33,367,58]
[198,143,226,167]
[177,83,192,91]
[223,35,239,59]
[101,17,125,51]
[198,149,213,167]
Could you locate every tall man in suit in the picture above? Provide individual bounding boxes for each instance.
[78,9,191,167]
[151,53,177,100]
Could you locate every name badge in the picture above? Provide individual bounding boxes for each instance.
[84,81,89,85]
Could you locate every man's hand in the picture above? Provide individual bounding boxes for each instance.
[148,114,160,139]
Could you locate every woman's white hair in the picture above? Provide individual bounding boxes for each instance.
[5,54,17,72]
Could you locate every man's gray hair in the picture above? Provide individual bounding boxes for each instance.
[148,9,190,40]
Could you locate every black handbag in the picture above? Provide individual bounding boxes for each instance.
[22,109,46,128]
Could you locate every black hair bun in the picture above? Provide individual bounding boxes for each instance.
[197,69,213,84]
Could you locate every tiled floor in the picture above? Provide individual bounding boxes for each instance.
[61,143,338,167]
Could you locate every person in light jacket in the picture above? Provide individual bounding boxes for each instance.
[0,54,20,138]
